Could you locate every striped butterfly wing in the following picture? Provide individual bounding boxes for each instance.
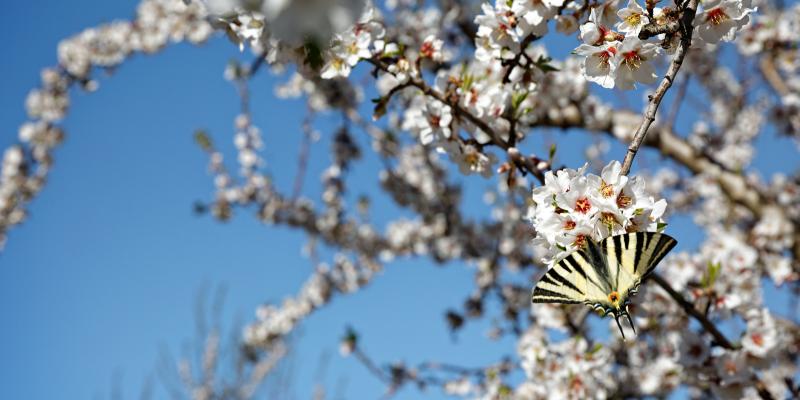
[600,232,678,295]
[531,248,613,306]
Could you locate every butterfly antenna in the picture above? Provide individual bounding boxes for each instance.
[614,313,626,340]
[624,308,637,335]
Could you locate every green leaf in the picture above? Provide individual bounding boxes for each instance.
[701,261,722,288]
[548,143,557,164]
[534,55,560,73]
[512,91,529,112]
[193,129,213,151]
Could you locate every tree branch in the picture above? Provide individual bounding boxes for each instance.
[650,274,737,349]
[620,0,699,176]
[367,58,547,184]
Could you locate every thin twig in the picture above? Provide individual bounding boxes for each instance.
[291,111,314,200]
[619,0,699,176]
[353,348,389,384]
[650,274,737,349]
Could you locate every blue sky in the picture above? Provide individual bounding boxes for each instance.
[1,1,799,399]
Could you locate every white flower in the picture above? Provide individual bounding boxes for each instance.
[474,2,524,61]
[512,0,563,37]
[443,378,474,396]
[694,0,756,45]
[580,7,620,45]
[616,0,649,36]
[386,56,416,83]
[419,35,444,62]
[613,36,660,90]
[556,14,579,34]
[229,13,265,51]
[262,0,368,43]
[678,331,710,367]
[741,308,779,358]
[575,42,620,88]
[450,144,497,178]
[321,29,372,79]
[402,97,453,145]
[715,350,751,386]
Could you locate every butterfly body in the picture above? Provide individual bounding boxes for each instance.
[532,232,677,338]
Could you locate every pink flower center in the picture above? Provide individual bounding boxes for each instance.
[724,360,738,374]
[575,197,592,213]
[622,51,643,69]
[564,220,576,230]
[573,234,587,248]
[420,41,435,58]
[706,8,730,25]
[751,333,764,347]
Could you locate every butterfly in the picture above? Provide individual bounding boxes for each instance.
[531,232,677,339]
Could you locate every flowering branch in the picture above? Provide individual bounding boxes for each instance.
[367,58,547,184]
[619,0,698,176]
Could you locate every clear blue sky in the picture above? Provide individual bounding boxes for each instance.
[1,1,798,399]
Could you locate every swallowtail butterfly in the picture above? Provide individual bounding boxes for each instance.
[532,232,677,338]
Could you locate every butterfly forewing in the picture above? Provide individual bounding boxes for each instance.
[599,232,677,292]
[532,250,611,305]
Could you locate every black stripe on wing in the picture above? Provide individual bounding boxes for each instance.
[532,287,582,304]
[584,240,613,291]
[564,252,607,292]
[613,235,623,289]
[634,232,644,274]
[642,233,677,277]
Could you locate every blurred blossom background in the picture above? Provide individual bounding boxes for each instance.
[1,0,800,399]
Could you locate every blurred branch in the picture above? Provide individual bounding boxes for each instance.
[650,274,737,349]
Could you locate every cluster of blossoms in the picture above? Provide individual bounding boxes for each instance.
[527,160,667,266]
[739,1,800,145]
[574,0,755,89]
[0,0,214,248]
[515,327,616,399]
[245,255,380,347]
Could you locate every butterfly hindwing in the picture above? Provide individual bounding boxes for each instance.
[532,249,611,305]
[531,256,584,304]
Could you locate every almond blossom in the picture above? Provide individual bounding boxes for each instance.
[613,36,660,90]
[574,42,619,88]
[616,0,649,35]
[694,0,756,45]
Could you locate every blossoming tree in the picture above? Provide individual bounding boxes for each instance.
[4,0,800,398]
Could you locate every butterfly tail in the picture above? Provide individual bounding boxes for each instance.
[624,307,637,335]
[613,313,626,340]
